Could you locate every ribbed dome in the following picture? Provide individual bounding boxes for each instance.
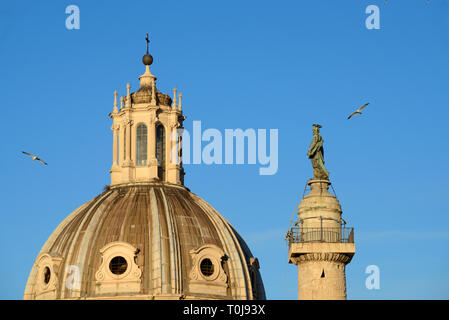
[24,182,265,300]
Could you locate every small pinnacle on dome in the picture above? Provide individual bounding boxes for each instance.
[125,83,131,108]
[113,90,118,113]
[173,88,177,109]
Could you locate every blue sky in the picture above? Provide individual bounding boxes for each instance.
[0,0,448,299]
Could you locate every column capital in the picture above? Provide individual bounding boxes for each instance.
[291,252,352,265]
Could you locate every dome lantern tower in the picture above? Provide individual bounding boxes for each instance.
[110,34,185,186]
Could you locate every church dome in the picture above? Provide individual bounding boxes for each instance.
[24,182,265,300]
[24,36,265,300]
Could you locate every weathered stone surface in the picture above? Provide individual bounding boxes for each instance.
[288,179,355,300]
[24,183,265,300]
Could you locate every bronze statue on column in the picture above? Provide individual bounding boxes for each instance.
[307,124,329,180]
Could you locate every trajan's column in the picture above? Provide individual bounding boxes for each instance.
[287,124,355,300]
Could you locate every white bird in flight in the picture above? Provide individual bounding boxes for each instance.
[347,103,370,120]
[22,151,48,165]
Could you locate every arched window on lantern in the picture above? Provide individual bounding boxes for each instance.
[156,123,165,180]
[136,123,147,166]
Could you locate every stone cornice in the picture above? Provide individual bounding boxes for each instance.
[292,252,353,264]
[108,180,190,192]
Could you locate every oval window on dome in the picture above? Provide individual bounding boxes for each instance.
[43,266,51,284]
[109,256,128,275]
[200,258,214,277]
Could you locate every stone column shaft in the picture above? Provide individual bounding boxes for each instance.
[119,124,125,165]
[112,127,118,165]
[126,122,132,163]
[166,125,181,184]
[148,121,155,164]
[288,179,355,300]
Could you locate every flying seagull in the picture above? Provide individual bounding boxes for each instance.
[347,103,370,120]
[22,151,48,165]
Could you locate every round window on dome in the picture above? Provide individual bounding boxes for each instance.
[43,266,51,284]
[109,256,128,275]
[200,258,214,277]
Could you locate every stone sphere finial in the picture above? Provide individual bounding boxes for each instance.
[142,53,153,66]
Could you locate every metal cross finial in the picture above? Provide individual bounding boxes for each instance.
[145,33,150,54]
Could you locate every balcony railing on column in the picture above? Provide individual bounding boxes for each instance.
[286,226,354,244]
